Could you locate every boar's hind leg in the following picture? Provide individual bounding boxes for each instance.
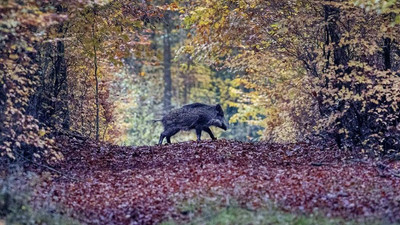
[203,127,216,140]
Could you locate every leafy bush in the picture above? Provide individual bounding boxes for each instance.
[0,0,61,161]
[184,0,400,156]
[317,65,400,156]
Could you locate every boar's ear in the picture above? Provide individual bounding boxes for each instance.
[215,104,224,116]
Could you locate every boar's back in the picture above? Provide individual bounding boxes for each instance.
[162,108,200,130]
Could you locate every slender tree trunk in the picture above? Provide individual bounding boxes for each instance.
[383,12,394,71]
[94,46,99,141]
[102,123,108,141]
[323,4,349,149]
[324,5,348,67]
[48,5,68,127]
[183,57,191,104]
[92,5,100,141]
[183,81,188,105]
[383,37,391,70]
[163,1,172,112]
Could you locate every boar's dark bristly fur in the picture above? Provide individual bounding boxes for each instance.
[158,103,228,144]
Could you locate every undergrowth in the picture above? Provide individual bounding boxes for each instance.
[161,197,389,225]
[0,168,80,225]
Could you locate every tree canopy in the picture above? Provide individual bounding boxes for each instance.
[1,0,400,160]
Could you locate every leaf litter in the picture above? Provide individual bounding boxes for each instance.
[32,137,400,224]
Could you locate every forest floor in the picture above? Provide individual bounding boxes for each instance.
[32,137,400,225]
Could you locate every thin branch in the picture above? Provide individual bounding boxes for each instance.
[13,151,80,182]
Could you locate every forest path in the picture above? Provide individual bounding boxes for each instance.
[35,138,400,225]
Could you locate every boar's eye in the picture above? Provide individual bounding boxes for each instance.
[216,115,224,122]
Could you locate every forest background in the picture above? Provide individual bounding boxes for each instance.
[1,0,400,161]
[2,0,400,224]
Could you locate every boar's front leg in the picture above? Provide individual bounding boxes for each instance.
[203,127,216,140]
[195,127,202,141]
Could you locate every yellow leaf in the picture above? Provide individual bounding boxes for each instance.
[9,54,18,60]
[39,129,46,137]
[6,151,15,160]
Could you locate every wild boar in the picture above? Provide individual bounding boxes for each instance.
[157,103,228,144]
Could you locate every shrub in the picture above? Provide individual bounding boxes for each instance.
[0,168,80,225]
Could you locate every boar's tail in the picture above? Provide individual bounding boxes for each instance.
[149,119,162,123]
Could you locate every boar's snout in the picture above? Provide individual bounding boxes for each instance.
[221,119,228,130]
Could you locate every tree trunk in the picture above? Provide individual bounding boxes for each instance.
[94,46,99,141]
[323,4,349,149]
[163,1,172,112]
[93,5,100,141]
[383,37,391,70]
[27,7,69,130]
[324,5,348,67]
[182,57,192,105]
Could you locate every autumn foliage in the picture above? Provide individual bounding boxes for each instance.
[0,0,162,160]
[2,0,399,160]
[184,0,400,156]
[0,0,62,160]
